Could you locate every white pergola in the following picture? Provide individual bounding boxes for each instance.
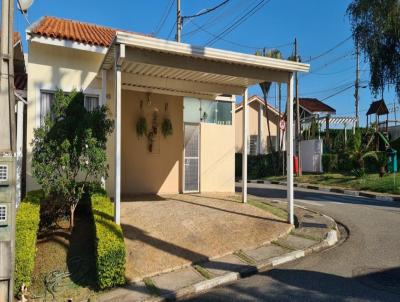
[100,32,310,225]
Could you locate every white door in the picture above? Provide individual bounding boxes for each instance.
[184,123,200,193]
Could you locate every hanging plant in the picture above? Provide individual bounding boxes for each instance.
[136,116,147,137]
[147,131,154,152]
[152,110,159,135]
[161,118,173,137]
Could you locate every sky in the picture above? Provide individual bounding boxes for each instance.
[14,0,398,126]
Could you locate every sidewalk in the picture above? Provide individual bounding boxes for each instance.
[97,197,339,302]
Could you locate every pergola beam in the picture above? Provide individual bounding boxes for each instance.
[121,72,245,96]
[124,47,289,84]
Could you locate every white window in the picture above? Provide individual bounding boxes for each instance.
[0,205,6,222]
[249,135,258,155]
[40,91,55,124]
[0,165,8,181]
[84,95,100,111]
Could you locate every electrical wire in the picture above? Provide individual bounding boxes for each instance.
[182,0,231,20]
[205,0,272,47]
[182,0,250,38]
[190,20,292,51]
[153,0,175,36]
[303,35,352,63]
[301,51,354,77]
[166,22,176,40]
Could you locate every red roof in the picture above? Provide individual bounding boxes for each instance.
[30,16,144,47]
[299,98,336,114]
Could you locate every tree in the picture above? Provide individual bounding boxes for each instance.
[32,90,114,228]
[255,49,282,174]
[347,0,400,98]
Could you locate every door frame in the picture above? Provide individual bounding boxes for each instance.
[182,122,201,193]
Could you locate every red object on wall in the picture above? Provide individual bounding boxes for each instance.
[294,156,299,175]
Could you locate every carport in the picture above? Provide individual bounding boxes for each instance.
[99,31,310,225]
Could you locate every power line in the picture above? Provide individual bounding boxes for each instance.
[167,22,176,40]
[303,35,352,63]
[205,0,272,47]
[182,0,231,20]
[153,0,175,36]
[182,0,248,38]
[190,20,292,51]
[321,84,356,101]
[301,51,354,77]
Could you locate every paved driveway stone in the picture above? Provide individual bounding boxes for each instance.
[120,193,291,281]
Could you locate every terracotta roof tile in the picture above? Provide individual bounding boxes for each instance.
[30,16,125,47]
[299,98,336,114]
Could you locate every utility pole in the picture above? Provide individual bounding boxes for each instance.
[0,0,16,300]
[355,40,360,128]
[295,38,302,176]
[176,0,182,42]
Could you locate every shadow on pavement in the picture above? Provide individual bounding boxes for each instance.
[184,267,400,302]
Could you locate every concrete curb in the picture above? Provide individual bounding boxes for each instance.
[242,179,400,202]
[137,212,340,302]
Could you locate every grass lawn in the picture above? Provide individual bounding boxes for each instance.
[30,206,98,301]
[265,172,400,195]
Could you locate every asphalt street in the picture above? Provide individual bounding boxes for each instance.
[185,182,400,302]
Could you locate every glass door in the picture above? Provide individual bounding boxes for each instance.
[183,123,200,193]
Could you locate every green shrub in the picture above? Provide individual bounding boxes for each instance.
[235,152,286,179]
[91,193,126,289]
[322,154,338,172]
[337,152,353,172]
[363,152,379,172]
[15,190,43,294]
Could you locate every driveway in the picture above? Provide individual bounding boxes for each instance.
[120,193,291,281]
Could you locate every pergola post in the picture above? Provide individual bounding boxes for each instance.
[286,73,294,225]
[242,88,248,203]
[114,44,125,225]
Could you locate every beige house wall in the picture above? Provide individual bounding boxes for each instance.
[26,42,105,191]
[235,101,282,154]
[200,106,235,192]
[120,90,183,195]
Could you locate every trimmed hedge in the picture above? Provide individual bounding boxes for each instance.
[322,154,338,172]
[90,193,126,289]
[15,190,43,294]
[235,152,286,179]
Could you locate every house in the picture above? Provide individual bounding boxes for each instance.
[299,97,336,122]
[25,16,309,224]
[235,95,284,155]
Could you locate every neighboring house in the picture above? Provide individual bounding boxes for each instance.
[235,95,284,155]
[25,16,308,222]
[299,98,336,122]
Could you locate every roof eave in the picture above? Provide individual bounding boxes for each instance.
[114,31,310,73]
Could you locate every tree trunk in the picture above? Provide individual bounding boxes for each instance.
[70,204,76,229]
[263,92,277,175]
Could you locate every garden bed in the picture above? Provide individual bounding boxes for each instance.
[30,206,98,301]
[265,173,400,195]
